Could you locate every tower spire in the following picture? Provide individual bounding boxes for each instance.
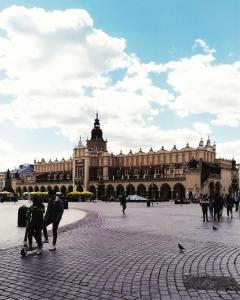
[87,113,107,152]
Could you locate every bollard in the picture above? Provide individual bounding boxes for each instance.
[147,200,150,207]
[18,205,28,227]
[64,199,68,210]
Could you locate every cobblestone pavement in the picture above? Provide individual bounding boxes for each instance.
[1,202,240,299]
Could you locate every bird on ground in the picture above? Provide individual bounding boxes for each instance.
[178,243,185,252]
[213,226,218,231]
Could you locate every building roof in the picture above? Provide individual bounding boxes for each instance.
[17,164,34,174]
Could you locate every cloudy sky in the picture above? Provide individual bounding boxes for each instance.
[0,0,240,170]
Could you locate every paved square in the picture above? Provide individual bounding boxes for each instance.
[1,201,240,299]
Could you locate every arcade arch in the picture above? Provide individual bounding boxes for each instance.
[40,186,46,192]
[60,185,67,195]
[76,184,83,192]
[106,185,115,199]
[173,183,185,199]
[126,184,135,196]
[137,184,147,198]
[148,184,158,200]
[53,185,59,192]
[98,184,105,200]
[116,184,125,197]
[34,186,39,192]
[160,183,171,200]
[68,185,73,193]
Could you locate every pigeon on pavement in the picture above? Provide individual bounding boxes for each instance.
[178,243,185,252]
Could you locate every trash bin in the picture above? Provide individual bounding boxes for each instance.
[18,205,28,227]
[64,200,68,210]
[147,199,151,207]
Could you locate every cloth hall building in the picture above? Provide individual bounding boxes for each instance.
[12,114,239,200]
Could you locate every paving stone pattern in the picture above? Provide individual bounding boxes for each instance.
[1,202,240,299]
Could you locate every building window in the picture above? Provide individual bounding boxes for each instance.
[75,161,84,179]
[134,169,139,176]
[97,168,102,179]
[125,170,129,176]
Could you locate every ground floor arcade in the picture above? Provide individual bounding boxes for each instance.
[15,178,228,201]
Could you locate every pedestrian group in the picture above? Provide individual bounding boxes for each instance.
[200,192,239,222]
[26,190,64,255]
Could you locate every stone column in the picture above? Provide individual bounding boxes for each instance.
[103,166,109,181]
[83,159,89,191]
[72,156,76,192]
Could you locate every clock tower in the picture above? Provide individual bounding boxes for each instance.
[87,112,107,152]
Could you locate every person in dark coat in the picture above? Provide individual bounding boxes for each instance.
[213,195,221,222]
[234,193,240,212]
[43,190,64,250]
[225,194,234,218]
[27,195,45,254]
[119,194,127,214]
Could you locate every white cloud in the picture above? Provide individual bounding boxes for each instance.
[1,146,72,171]
[0,139,16,156]
[163,43,240,125]
[0,6,173,142]
[193,38,216,54]
[211,113,240,127]
[217,140,240,161]
[193,122,211,136]
[0,7,239,169]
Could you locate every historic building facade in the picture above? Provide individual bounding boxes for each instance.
[12,114,239,200]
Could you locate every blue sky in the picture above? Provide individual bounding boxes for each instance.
[0,1,239,169]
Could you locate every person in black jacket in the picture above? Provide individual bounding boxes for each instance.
[27,195,45,254]
[119,194,127,214]
[225,193,234,218]
[43,190,64,250]
[213,195,222,222]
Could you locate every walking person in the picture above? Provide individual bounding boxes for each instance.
[213,195,221,222]
[225,193,234,218]
[200,194,209,222]
[43,190,64,250]
[27,195,45,255]
[119,194,127,214]
[234,193,240,212]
